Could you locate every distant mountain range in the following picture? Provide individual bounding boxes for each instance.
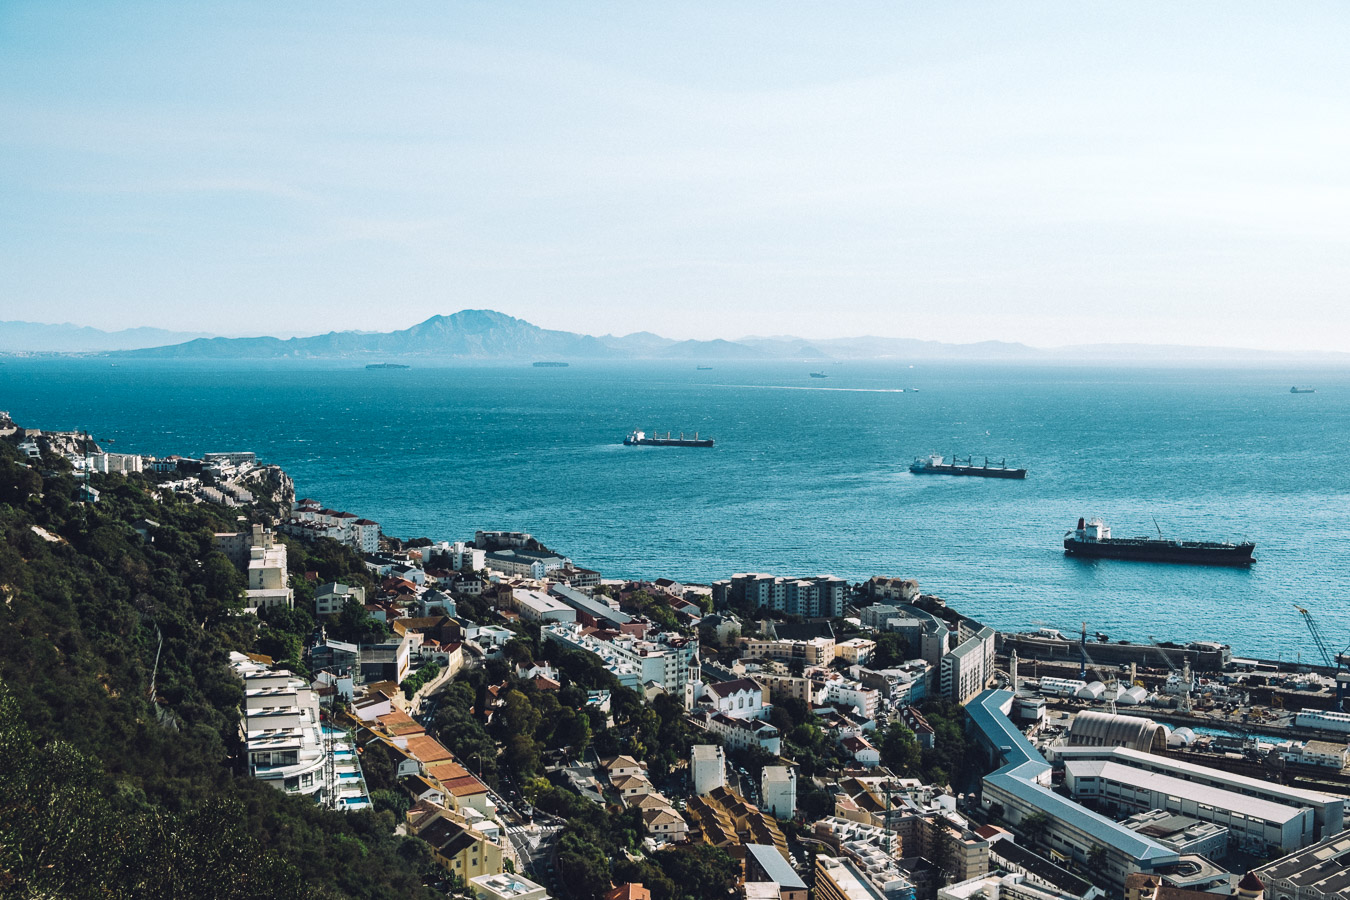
[0,320,215,352]
[3,310,1345,362]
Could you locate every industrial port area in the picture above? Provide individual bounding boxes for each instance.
[994,624,1350,795]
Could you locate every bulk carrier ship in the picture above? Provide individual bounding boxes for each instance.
[1063,517,1255,566]
[910,454,1026,479]
[624,429,714,448]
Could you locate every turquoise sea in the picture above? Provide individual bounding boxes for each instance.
[3,357,1348,661]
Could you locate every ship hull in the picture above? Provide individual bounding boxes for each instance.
[625,438,714,448]
[1064,538,1254,566]
[912,464,1025,479]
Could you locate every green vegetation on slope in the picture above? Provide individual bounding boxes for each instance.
[0,441,438,899]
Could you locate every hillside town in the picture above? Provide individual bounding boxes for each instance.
[9,418,1350,900]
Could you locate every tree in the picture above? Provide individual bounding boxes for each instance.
[1086,844,1109,882]
[878,721,922,776]
[1019,811,1050,848]
[871,632,911,669]
[493,689,541,741]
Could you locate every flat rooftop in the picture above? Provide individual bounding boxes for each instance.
[1067,759,1305,824]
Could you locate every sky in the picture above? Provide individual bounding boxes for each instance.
[3,2,1349,350]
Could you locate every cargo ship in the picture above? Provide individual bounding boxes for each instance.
[1063,517,1254,566]
[1290,386,1315,393]
[624,429,714,448]
[365,363,410,369]
[809,372,828,379]
[909,454,1026,479]
[533,361,569,368]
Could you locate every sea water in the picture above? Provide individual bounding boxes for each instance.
[3,357,1348,660]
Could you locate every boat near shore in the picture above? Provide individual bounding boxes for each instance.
[910,454,1026,479]
[1064,517,1254,566]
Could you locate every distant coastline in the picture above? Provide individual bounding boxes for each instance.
[4,309,1349,363]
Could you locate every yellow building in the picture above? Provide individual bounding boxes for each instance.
[409,806,503,881]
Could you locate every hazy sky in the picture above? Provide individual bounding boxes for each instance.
[4,3,1349,349]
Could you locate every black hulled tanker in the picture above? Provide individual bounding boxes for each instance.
[1064,517,1254,566]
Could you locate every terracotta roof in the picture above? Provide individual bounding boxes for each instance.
[405,736,455,764]
[375,708,424,737]
[1237,871,1264,891]
[425,759,473,781]
[602,885,651,900]
[441,774,490,797]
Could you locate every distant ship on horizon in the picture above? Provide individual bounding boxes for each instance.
[365,362,410,369]
[809,371,828,378]
[533,361,569,368]
[1290,386,1316,393]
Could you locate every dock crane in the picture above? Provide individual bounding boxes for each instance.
[1293,604,1350,709]
[1076,623,1121,715]
[1148,635,1193,714]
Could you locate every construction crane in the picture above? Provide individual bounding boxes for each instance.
[1293,604,1350,709]
[1078,637,1120,715]
[1294,604,1334,667]
[1148,635,1192,714]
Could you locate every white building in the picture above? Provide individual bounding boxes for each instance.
[705,678,768,719]
[1054,745,1344,846]
[283,500,380,554]
[1039,677,1088,697]
[823,677,880,719]
[446,541,486,572]
[215,524,293,610]
[836,638,876,667]
[1294,709,1350,734]
[701,711,782,755]
[469,872,551,900]
[718,572,847,618]
[510,589,577,624]
[1292,740,1349,769]
[315,582,366,618]
[89,452,143,474]
[229,654,365,806]
[691,744,726,796]
[484,549,572,579]
[542,622,697,692]
[1064,756,1314,853]
[761,766,796,819]
[940,624,996,704]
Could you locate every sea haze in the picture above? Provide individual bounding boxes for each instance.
[3,358,1347,661]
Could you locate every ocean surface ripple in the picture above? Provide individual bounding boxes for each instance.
[4,358,1347,661]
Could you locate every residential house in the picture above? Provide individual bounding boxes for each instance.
[409,806,503,882]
